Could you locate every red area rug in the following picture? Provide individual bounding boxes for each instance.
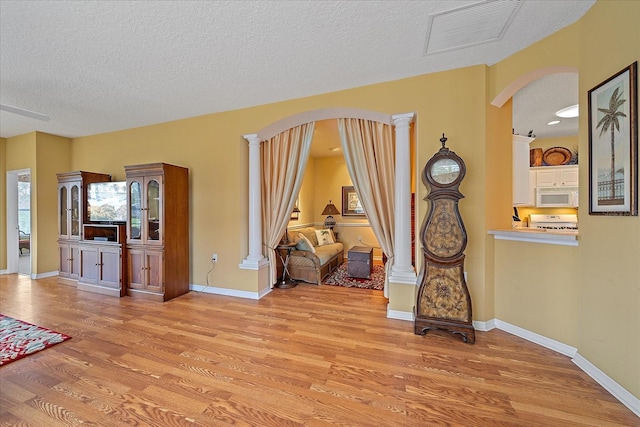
[0,314,71,366]
[324,263,385,290]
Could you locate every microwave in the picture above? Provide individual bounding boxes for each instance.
[536,187,579,207]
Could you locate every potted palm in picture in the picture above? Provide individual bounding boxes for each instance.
[588,62,638,216]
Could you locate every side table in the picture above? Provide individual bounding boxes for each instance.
[276,242,298,288]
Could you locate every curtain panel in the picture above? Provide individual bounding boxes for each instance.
[261,123,315,285]
[338,118,395,297]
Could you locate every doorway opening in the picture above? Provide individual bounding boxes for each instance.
[5,168,31,276]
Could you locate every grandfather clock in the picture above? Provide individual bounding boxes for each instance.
[414,134,475,344]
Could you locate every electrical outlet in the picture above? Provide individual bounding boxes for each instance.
[358,235,362,241]
[211,253,218,262]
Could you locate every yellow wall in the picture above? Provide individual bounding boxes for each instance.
[490,1,639,397]
[0,137,6,270]
[5,133,36,273]
[490,20,580,102]
[66,65,488,297]
[311,155,382,260]
[495,240,579,346]
[575,0,640,397]
[1,132,71,275]
[484,95,514,324]
[34,133,72,274]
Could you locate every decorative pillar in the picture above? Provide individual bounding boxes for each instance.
[240,133,268,269]
[389,112,417,284]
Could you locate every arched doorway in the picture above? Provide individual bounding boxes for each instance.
[240,108,417,313]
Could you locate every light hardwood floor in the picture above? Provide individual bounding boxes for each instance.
[0,274,637,426]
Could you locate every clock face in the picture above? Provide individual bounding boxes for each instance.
[431,158,460,185]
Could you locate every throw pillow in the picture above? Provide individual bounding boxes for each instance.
[298,228,319,246]
[315,229,335,246]
[296,233,316,253]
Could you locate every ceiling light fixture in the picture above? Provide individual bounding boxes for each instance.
[555,104,579,118]
[547,120,560,125]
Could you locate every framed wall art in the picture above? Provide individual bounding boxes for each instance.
[341,186,366,217]
[588,61,637,216]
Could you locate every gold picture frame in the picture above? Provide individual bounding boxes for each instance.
[341,186,365,217]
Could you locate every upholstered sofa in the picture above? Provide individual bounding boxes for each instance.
[286,227,344,284]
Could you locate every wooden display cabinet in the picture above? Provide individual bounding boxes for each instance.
[76,224,126,297]
[125,163,189,302]
[57,171,111,286]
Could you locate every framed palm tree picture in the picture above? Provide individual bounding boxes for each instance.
[588,61,637,216]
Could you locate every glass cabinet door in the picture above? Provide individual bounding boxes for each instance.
[70,184,80,237]
[59,185,68,237]
[147,179,160,241]
[129,181,142,241]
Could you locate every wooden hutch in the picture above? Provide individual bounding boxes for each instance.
[125,163,189,302]
[57,171,111,286]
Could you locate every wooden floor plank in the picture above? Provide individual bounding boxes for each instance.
[0,275,637,426]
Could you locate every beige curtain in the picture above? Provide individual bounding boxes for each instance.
[338,118,395,297]
[261,123,315,286]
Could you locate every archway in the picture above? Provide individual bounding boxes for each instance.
[240,108,416,311]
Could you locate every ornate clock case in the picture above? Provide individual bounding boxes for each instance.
[414,135,475,344]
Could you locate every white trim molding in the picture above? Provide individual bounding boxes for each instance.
[33,271,59,280]
[488,229,579,246]
[387,307,414,321]
[494,319,577,357]
[472,318,496,332]
[493,318,638,417]
[573,353,640,417]
[190,284,272,300]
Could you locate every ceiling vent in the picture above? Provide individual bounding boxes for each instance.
[424,0,523,55]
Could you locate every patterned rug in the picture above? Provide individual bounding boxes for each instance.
[0,314,71,366]
[324,263,385,290]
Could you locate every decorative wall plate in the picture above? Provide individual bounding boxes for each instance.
[543,147,572,165]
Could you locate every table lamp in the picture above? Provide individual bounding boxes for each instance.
[321,200,340,230]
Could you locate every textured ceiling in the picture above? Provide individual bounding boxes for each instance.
[0,0,594,141]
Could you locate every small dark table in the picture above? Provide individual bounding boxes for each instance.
[276,242,298,288]
[348,246,373,279]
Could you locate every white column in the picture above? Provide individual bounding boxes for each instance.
[240,134,268,269]
[389,112,417,284]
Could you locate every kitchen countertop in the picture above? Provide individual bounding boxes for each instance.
[488,228,579,246]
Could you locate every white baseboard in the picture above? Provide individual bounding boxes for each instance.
[0,269,9,275]
[472,318,496,332]
[387,307,413,321]
[190,283,270,300]
[572,353,640,417]
[494,319,577,357]
[493,318,638,417]
[33,271,58,280]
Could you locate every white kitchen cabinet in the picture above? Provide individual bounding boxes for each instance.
[534,165,578,187]
[513,135,535,206]
[529,169,537,206]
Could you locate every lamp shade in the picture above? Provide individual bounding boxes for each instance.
[291,205,300,220]
[321,202,340,215]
